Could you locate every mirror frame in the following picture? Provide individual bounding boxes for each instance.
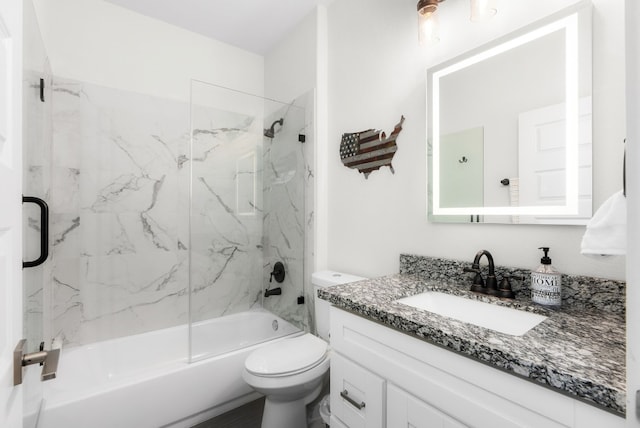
[427,1,592,220]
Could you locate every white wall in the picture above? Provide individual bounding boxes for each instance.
[31,0,264,101]
[264,10,317,102]
[625,0,640,423]
[325,0,625,280]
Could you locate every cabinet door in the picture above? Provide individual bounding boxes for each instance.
[330,415,350,428]
[387,384,467,428]
[331,353,385,428]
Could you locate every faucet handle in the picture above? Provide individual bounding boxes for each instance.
[464,266,486,292]
[497,275,515,299]
[463,267,482,281]
[269,261,285,283]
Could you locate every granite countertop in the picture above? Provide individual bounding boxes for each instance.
[318,273,626,415]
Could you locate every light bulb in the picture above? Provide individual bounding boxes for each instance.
[418,7,440,45]
[470,0,497,22]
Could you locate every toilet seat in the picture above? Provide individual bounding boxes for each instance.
[245,334,327,378]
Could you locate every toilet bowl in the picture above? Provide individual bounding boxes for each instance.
[242,334,330,428]
[243,271,365,428]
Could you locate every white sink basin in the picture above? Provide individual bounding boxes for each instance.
[395,291,547,336]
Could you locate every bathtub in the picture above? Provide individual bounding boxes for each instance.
[36,310,301,428]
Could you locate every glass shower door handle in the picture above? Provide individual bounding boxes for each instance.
[22,195,49,268]
[13,339,60,386]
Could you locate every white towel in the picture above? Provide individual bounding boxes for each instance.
[580,190,626,256]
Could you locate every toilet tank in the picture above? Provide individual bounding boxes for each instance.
[312,271,366,341]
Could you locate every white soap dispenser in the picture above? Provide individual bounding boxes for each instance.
[530,247,562,306]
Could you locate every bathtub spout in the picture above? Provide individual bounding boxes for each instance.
[264,287,282,297]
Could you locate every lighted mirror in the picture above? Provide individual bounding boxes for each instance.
[427,2,592,225]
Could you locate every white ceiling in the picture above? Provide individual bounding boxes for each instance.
[103,0,328,55]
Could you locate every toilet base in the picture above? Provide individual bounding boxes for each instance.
[260,384,322,428]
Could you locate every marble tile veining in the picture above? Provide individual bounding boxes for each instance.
[47,77,194,346]
[319,255,626,415]
[45,78,315,350]
[261,101,308,330]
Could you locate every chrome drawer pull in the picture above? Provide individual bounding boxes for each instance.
[340,389,366,410]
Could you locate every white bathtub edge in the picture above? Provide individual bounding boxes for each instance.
[37,312,302,428]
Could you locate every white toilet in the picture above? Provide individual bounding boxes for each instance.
[242,271,365,428]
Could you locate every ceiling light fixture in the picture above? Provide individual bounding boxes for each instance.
[417,0,443,45]
[418,0,498,45]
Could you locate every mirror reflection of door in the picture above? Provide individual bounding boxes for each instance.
[439,127,484,223]
[518,97,592,224]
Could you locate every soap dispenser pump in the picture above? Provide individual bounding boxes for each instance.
[530,247,562,306]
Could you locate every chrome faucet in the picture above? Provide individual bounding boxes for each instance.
[463,250,515,298]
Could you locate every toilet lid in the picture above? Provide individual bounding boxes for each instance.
[245,334,328,377]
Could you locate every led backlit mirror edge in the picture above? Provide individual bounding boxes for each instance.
[426,1,591,219]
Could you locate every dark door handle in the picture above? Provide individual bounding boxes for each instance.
[22,196,49,268]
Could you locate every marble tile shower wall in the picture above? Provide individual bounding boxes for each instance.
[189,104,264,324]
[261,100,309,330]
[49,77,191,346]
[190,92,314,333]
[43,78,314,347]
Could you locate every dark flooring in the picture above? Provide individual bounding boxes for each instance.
[192,376,330,428]
[190,396,328,428]
[191,397,265,428]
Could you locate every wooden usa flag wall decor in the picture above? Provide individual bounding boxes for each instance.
[340,116,405,178]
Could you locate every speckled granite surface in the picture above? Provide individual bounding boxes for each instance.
[400,254,626,314]
[318,255,626,415]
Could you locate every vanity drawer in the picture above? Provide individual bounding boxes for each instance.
[331,352,385,428]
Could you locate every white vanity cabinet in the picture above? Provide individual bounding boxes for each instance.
[329,307,624,428]
[330,352,385,428]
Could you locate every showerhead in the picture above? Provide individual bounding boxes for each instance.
[264,118,284,138]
